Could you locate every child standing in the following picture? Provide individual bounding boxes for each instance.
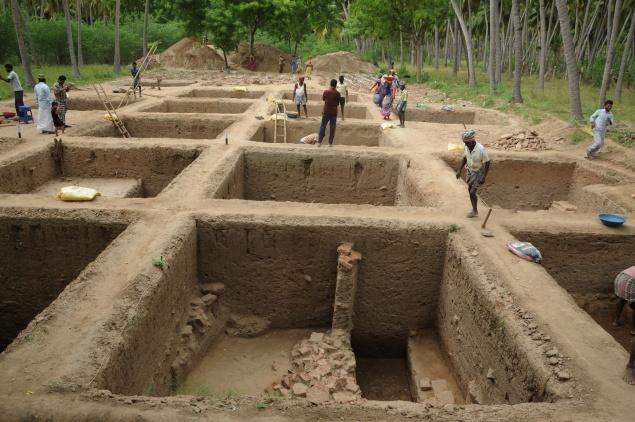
[395,82,408,128]
[51,102,65,136]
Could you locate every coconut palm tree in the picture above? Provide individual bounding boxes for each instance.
[598,0,622,106]
[489,0,498,95]
[77,0,83,66]
[555,0,583,121]
[113,0,121,73]
[9,0,35,87]
[615,9,635,102]
[143,0,150,57]
[538,0,547,93]
[450,0,476,88]
[511,0,523,103]
[62,0,80,77]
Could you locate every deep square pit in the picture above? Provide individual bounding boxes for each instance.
[81,115,235,139]
[0,215,126,352]
[178,88,264,99]
[444,157,616,211]
[212,148,435,206]
[95,220,556,407]
[140,99,253,114]
[282,92,360,102]
[510,230,635,350]
[407,107,507,125]
[0,144,200,197]
[281,101,370,119]
[251,120,384,146]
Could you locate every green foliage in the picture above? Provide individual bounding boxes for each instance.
[152,256,168,270]
[205,0,245,65]
[612,127,635,147]
[569,129,590,145]
[449,224,461,232]
[0,12,16,63]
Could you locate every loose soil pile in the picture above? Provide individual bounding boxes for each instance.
[311,51,377,74]
[158,38,226,70]
[492,130,549,151]
[230,42,291,73]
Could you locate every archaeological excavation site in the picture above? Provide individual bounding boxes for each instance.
[0,68,634,422]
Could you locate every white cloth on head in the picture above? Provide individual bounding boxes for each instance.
[589,108,614,133]
[34,82,54,132]
[463,142,490,171]
[7,70,22,91]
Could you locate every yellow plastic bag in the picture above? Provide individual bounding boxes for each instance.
[233,86,248,92]
[104,113,119,122]
[56,186,101,201]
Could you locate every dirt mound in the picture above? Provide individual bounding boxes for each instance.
[158,37,226,70]
[311,51,377,74]
[230,42,291,73]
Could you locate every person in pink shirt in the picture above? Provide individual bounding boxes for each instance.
[614,266,635,333]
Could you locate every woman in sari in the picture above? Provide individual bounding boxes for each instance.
[380,77,393,119]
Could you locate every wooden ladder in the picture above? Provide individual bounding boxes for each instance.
[93,83,130,138]
[116,42,158,110]
[273,100,287,143]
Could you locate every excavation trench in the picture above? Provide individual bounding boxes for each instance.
[282,92,360,102]
[93,219,560,407]
[0,144,200,197]
[444,156,619,211]
[178,88,265,99]
[406,107,508,125]
[80,115,235,139]
[0,216,126,352]
[251,120,385,146]
[211,148,439,207]
[140,99,253,114]
[511,230,635,350]
[280,101,370,119]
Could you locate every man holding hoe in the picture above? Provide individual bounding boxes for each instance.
[455,129,491,218]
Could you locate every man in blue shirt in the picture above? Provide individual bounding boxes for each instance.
[586,100,614,159]
[131,62,141,98]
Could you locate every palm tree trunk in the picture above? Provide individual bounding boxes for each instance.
[511,0,523,103]
[434,23,440,70]
[451,0,476,88]
[598,0,622,106]
[453,19,459,75]
[143,0,150,57]
[489,0,498,94]
[21,4,39,67]
[444,18,450,67]
[113,0,121,73]
[538,0,547,93]
[9,0,35,87]
[63,0,80,77]
[555,0,584,121]
[77,0,83,66]
[615,10,635,101]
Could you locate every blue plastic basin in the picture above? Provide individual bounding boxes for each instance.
[598,213,626,227]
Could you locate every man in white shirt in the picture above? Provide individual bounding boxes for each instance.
[336,75,348,120]
[586,100,614,159]
[455,129,491,218]
[1,64,24,116]
[34,74,55,134]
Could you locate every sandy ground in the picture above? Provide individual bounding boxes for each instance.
[0,67,633,421]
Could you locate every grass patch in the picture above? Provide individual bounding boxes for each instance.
[612,127,635,147]
[0,64,120,102]
[569,128,591,144]
[406,63,635,125]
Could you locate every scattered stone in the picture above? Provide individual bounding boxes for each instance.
[556,370,571,381]
[333,391,357,403]
[306,383,330,404]
[546,348,559,357]
[210,282,225,295]
[226,313,270,337]
[431,379,448,393]
[201,293,217,306]
[303,274,312,283]
[180,325,193,337]
[435,390,455,405]
[309,332,325,343]
[486,368,495,380]
[292,383,308,397]
[418,378,432,391]
[190,297,204,307]
[527,322,538,330]
[548,357,559,365]
[199,283,214,294]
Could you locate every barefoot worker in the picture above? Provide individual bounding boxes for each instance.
[336,75,348,120]
[34,74,55,134]
[53,75,71,127]
[316,79,341,147]
[613,266,635,335]
[586,100,614,159]
[395,82,408,128]
[2,64,24,116]
[293,76,308,118]
[455,129,491,218]
[625,338,635,385]
[131,62,142,98]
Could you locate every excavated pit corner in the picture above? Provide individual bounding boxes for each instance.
[0,215,127,352]
[210,148,439,207]
[510,230,635,351]
[79,115,236,140]
[0,144,200,197]
[444,156,620,212]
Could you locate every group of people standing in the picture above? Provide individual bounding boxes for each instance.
[371,64,408,128]
[278,54,314,80]
[2,64,71,135]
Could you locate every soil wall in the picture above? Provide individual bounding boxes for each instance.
[178,89,265,99]
[0,148,56,194]
[0,217,126,351]
[282,92,360,102]
[510,231,635,294]
[239,149,400,205]
[84,116,235,140]
[438,235,557,404]
[197,217,448,356]
[141,99,252,114]
[281,102,369,119]
[251,120,383,146]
